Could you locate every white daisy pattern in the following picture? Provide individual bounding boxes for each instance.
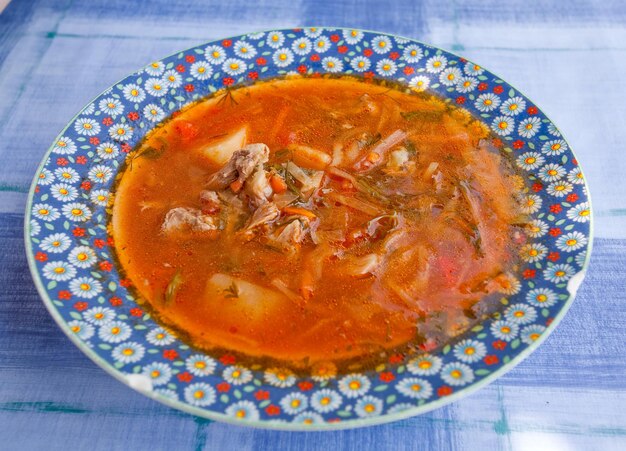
[425,55,447,73]
[162,69,183,88]
[490,320,520,342]
[96,142,120,160]
[144,78,167,97]
[272,49,294,68]
[542,139,568,156]
[112,342,145,364]
[190,61,213,80]
[407,354,443,376]
[83,306,115,325]
[567,202,591,223]
[521,194,543,214]
[62,202,92,222]
[226,400,259,420]
[516,152,545,170]
[280,392,308,415]
[520,243,548,262]
[338,374,371,398]
[409,75,430,92]
[440,363,475,387]
[146,327,176,346]
[183,354,216,376]
[371,35,392,54]
[184,383,216,407]
[52,137,77,155]
[68,320,95,340]
[40,233,71,253]
[233,41,257,59]
[143,103,166,123]
[74,118,100,136]
[526,288,559,308]
[521,325,546,345]
[556,231,588,252]
[266,31,286,48]
[453,339,487,363]
[222,58,246,75]
[88,164,114,184]
[69,277,102,299]
[50,183,78,202]
[439,67,462,86]
[54,167,79,183]
[504,304,538,325]
[37,168,54,185]
[544,264,577,283]
[99,97,124,116]
[350,56,371,72]
[222,365,253,385]
[122,84,146,103]
[313,36,332,53]
[475,93,501,112]
[98,320,132,343]
[108,123,133,142]
[143,362,173,386]
[144,61,164,76]
[518,117,542,138]
[546,181,574,198]
[205,45,226,64]
[403,44,423,63]
[264,368,297,388]
[68,246,97,268]
[567,167,585,185]
[343,29,364,44]
[42,261,76,281]
[293,411,324,425]
[376,58,397,77]
[310,389,342,413]
[292,37,312,55]
[322,57,343,73]
[526,219,549,238]
[396,378,433,399]
[538,163,566,182]
[354,395,384,418]
[500,96,526,116]
[90,189,110,206]
[491,115,515,136]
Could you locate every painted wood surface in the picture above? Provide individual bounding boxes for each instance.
[1,0,625,449]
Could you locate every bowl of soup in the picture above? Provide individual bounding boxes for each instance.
[26,28,592,429]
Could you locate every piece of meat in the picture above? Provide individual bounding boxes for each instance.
[161,207,218,233]
[206,143,269,190]
[275,219,306,245]
[245,165,273,207]
[244,202,280,231]
[200,190,220,214]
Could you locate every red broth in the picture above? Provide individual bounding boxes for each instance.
[111,77,525,370]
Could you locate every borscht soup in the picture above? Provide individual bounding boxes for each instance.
[111,77,526,371]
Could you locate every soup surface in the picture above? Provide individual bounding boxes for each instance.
[112,77,525,370]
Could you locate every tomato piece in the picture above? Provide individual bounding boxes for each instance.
[174,120,199,141]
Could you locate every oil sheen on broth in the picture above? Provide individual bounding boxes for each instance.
[111,77,525,370]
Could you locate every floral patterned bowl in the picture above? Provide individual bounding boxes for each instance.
[25,27,592,430]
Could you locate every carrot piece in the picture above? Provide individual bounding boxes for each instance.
[300,270,314,300]
[282,206,317,219]
[229,179,243,193]
[270,174,288,194]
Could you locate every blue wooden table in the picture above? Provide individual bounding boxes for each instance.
[1,0,625,449]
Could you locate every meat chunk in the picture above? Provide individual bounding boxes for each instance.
[245,165,273,207]
[244,202,280,231]
[200,190,220,214]
[275,219,307,245]
[161,207,218,233]
[206,143,270,190]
